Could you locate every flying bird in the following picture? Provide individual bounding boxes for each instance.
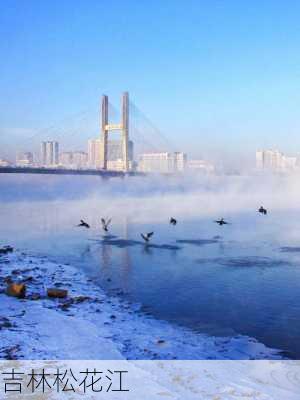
[77,220,90,228]
[170,217,177,225]
[101,218,112,232]
[214,218,229,226]
[141,232,154,242]
[258,206,267,215]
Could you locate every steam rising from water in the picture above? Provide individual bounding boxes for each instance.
[0,173,299,224]
[1,172,300,358]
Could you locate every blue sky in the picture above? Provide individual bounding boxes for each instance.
[1,0,300,166]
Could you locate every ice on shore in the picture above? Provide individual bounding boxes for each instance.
[0,251,283,361]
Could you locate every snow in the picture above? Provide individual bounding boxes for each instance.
[1,251,300,398]
[0,251,283,361]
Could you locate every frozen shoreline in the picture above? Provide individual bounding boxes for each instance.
[0,250,283,360]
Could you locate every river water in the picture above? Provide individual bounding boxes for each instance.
[1,173,300,358]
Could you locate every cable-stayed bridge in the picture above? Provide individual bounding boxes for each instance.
[0,92,176,177]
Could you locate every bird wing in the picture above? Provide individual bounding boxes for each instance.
[147,232,154,238]
[141,233,147,241]
[80,219,85,224]
[101,218,106,228]
[106,218,112,227]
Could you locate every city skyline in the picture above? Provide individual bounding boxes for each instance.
[2,1,300,169]
[2,89,300,174]
[0,90,213,174]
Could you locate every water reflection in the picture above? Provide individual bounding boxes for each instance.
[280,246,300,253]
[196,256,290,268]
[176,238,219,246]
[1,175,300,358]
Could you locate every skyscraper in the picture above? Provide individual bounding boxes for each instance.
[138,152,187,173]
[87,138,134,169]
[256,149,297,171]
[87,139,103,169]
[41,141,59,166]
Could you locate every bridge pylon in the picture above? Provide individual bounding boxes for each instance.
[101,92,129,172]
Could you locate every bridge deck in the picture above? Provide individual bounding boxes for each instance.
[0,166,144,178]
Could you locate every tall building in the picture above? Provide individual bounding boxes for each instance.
[283,155,297,170]
[88,138,134,170]
[256,151,264,169]
[256,149,297,171]
[264,150,283,169]
[105,139,134,163]
[16,152,33,167]
[59,152,73,168]
[138,152,186,173]
[88,139,103,169]
[41,141,59,166]
[59,151,88,169]
[174,152,187,172]
[72,152,88,169]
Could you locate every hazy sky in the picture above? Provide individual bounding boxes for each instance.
[1,0,300,167]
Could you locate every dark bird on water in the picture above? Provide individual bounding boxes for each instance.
[258,206,267,215]
[77,220,90,229]
[101,218,112,232]
[214,218,229,226]
[141,232,154,242]
[170,217,177,225]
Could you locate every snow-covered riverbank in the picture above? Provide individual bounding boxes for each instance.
[0,250,283,360]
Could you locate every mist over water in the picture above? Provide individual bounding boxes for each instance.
[1,172,300,358]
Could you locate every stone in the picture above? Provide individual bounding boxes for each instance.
[6,283,26,298]
[47,288,68,299]
[0,246,14,255]
[72,296,91,304]
[5,245,13,252]
[59,303,72,311]
[28,293,41,301]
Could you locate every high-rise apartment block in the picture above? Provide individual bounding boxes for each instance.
[72,152,88,168]
[59,152,73,167]
[138,152,187,173]
[41,141,59,166]
[88,138,133,170]
[87,139,103,169]
[256,149,297,171]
